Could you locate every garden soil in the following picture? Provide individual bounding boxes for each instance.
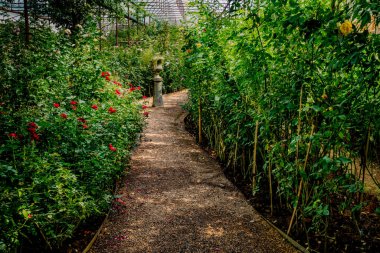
[90,90,298,253]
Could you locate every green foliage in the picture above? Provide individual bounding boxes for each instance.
[0,14,185,250]
[184,0,379,247]
[101,21,186,95]
[0,19,148,251]
[28,0,126,28]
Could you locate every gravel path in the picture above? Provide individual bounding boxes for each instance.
[90,90,298,253]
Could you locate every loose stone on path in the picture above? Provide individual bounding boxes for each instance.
[90,90,298,253]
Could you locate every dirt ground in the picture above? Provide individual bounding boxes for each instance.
[89,91,298,253]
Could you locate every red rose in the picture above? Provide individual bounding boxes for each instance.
[53,103,60,108]
[137,86,141,90]
[115,89,122,96]
[28,122,38,129]
[101,71,110,77]
[77,117,86,123]
[108,107,117,113]
[31,133,40,141]
[9,133,18,139]
[91,104,98,110]
[105,76,111,81]
[71,106,77,111]
[142,95,147,99]
[108,143,117,151]
[70,101,77,105]
[142,105,148,109]
[143,111,149,117]
[82,124,89,129]
[60,113,68,119]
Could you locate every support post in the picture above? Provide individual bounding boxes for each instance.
[127,4,130,46]
[98,6,102,51]
[24,0,30,45]
[115,17,118,46]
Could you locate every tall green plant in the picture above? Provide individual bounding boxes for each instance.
[184,0,379,251]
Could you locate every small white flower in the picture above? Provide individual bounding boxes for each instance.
[64,29,71,35]
[75,24,83,30]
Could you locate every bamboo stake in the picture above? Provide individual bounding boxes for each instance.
[287,124,315,235]
[296,86,304,163]
[198,97,202,144]
[360,127,371,202]
[35,222,52,251]
[234,124,240,169]
[252,120,259,193]
[268,159,273,216]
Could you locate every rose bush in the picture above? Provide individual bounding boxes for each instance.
[0,19,168,251]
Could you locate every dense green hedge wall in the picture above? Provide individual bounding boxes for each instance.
[184,1,379,250]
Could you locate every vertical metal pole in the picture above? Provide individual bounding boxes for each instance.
[98,6,102,51]
[128,4,130,46]
[136,10,139,36]
[115,16,119,46]
[24,0,30,45]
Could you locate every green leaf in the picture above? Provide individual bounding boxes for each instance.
[22,210,28,219]
[336,157,352,165]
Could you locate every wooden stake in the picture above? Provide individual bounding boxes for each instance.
[296,86,304,163]
[287,124,315,235]
[234,124,240,169]
[198,97,202,144]
[268,159,273,216]
[252,120,259,193]
[361,127,371,202]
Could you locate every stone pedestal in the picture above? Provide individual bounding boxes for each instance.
[152,56,164,107]
[153,75,163,106]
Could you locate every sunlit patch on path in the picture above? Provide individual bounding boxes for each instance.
[91,90,298,253]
